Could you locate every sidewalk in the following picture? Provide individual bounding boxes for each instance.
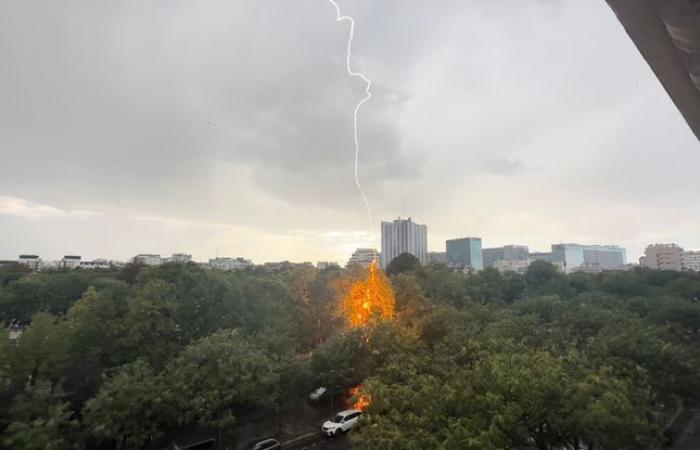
[672,410,700,450]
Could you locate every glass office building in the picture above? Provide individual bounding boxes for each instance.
[551,244,626,272]
[446,237,483,271]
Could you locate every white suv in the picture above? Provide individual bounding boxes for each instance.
[321,409,362,437]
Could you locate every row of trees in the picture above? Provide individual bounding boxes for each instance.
[347,259,700,449]
[1,258,699,448]
[0,262,354,448]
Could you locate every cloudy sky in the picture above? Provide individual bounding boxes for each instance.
[1,0,698,264]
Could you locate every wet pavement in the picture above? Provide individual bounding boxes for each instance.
[285,434,352,450]
[672,410,700,450]
[226,396,355,449]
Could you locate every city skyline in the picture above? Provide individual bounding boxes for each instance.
[9,238,700,276]
[1,1,699,266]
[5,220,697,267]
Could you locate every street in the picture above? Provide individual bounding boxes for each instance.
[285,434,352,450]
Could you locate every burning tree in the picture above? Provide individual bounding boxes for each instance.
[342,260,395,327]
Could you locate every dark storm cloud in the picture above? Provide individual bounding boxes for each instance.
[1,0,699,262]
[0,0,414,217]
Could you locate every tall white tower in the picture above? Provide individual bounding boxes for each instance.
[380,217,428,268]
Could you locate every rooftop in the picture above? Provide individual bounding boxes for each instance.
[607,0,700,141]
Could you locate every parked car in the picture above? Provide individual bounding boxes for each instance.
[321,409,362,437]
[309,386,327,401]
[250,438,281,450]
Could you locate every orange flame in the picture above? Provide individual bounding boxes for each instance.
[342,260,395,327]
[349,386,371,411]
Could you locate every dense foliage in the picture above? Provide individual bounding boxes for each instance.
[0,261,699,449]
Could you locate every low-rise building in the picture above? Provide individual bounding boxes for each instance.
[8,319,25,340]
[262,261,313,272]
[427,252,447,264]
[642,244,684,271]
[347,248,378,268]
[209,257,254,271]
[165,253,192,264]
[483,245,529,267]
[79,258,111,270]
[133,254,162,266]
[61,255,82,269]
[18,255,41,271]
[492,258,531,274]
[316,261,340,270]
[682,250,700,272]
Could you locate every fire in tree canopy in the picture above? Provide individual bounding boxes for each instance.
[342,260,395,327]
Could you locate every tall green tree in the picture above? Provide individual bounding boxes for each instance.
[386,253,421,276]
[165,329,281,430]
[83,359,172,450]
[115,280,182,368]
[3,380,78,450]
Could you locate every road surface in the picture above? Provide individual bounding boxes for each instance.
[285,434,351,450]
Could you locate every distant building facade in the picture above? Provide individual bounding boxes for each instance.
[316,261,340,270]
[550,244,626,273]
[261,261,313,272]
[165,253,192,264]
[18,255,41,271]
[492,258,531,274]
[446,237,483,271]
[483,245,529,267]
[209,257,254,271]
[61,255,82,269]
[529,251,555,262]
[133,254,162,266]
[427,252,447,264]
[642,244,684,271]
[80,259,111,270]
[683,251,700,272]
[528,252,566,272]
[380,218,428,268]
[347,248,378,268]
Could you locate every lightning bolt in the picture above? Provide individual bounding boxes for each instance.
[326,0,374,237]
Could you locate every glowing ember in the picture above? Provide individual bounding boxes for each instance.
[349,386,371,411]
[342,260,395,327]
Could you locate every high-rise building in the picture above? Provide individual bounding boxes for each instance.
[347,248,379,268]
[642,244,684,271]
[380,218,427,268]
[683,250,700,272]
[551,244,626,273]
[483,245,529,267]
[446,237,483,271]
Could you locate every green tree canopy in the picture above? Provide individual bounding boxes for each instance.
[386,253,421,276]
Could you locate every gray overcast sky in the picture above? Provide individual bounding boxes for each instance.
[1,0,698,264]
